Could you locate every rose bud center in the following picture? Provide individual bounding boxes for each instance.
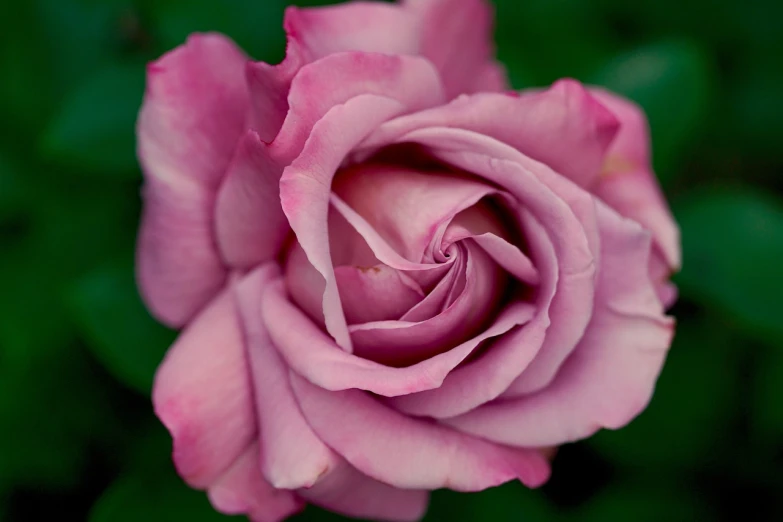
[284,162,533,367]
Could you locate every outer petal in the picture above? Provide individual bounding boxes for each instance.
[235,266,339,490]
[152,290,254,488]
[284,3,419,62]
[445,203,674,446]
[405,0,498,97]
[468,61,510,93]
[286,0,501,98]
[290,374,550,491]
[589,88,681,273]
[271,51,445,164]
[214,131,289,267]
[299,459,429,522]
[244,43,304,142]
[137,33,249,326]
[363,80,619,187]
[207,443,303,522]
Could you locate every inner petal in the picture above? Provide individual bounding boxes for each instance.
[348,240,506,367]
[332,163,498,263]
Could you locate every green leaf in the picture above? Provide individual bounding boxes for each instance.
[42,62,145,176]
[753,343,783,441]
[589,40,714,185]
[674,187,783,343]
[0,344,118,489]
[588,312,740,469]
[424,483,557,522]
[565,483,717,522]
[142,0,287,62]
[90,424,236,522]
[35,0,137,96]
[69,262,176,395]
[729,65,783,161]
[0,3,55,131]
[494,0,613,87]
[0,154,24,221]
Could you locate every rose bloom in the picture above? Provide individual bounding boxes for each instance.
[137,0,681,520]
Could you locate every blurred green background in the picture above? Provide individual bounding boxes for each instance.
[1,0,782,520]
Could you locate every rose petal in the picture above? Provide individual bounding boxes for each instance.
[363,80,619,187]
[214,131,289,267]
[290,373,551,491]
[262,278,534,397]
[400,260,462,322]
[152,290,253,488]
[285,0,500,98]
[379,128,599,394]
[272,52,446,164]
[347,241,507,367]
[284,3,419,62]
[335,264,425,324]
[406,0,498,98]
[244,43,304,142]
[589,88,681,273]
[333,163,499,263]
[235,265,338,490]
[298,458,429,522]
[277,53,445,350]
[281,96,408,351]
[444,203,674,446]
[137,33,249,326]
[388,210,554,418]
[468,61,510,93]
[207,443,303,522]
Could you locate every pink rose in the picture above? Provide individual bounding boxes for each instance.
[137,0,681,520]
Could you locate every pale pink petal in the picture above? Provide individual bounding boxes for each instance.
[262,278,533,397]
[467,233,539,286]
[363,81,618,188]
[152,290,253,488]
[400,261,462,322]
[298,458,429,522]
[207,443,304,522]
[137,179,226,328]
[244,42,304,142]
[589,88,681,273]
[444,203,674,446]
[388,210,554,418]
[286,0,502,98]
[281,96,406,351]
[333,163,498,263]
[277,52,445,350]
[214,131,289,267]
[284,3,419,62]
[405,0,498,98]
[372,128,599,394]
[271,52,445,164]
[137,33,249,326]
[290,374,551,491]
[347,241,507,367]
[335,264,424,324]
[468,61,510,93]
[234,265,338,490]
[329,193,457,274]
